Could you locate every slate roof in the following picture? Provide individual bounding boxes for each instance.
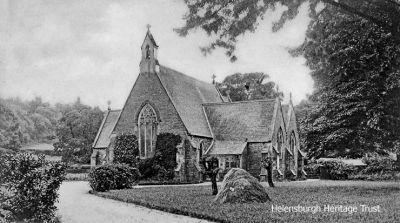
[207,140,247,155]
[203,100,277,142]
[93,110,121,149]
[282,104,290,125]
[157,65,223,137]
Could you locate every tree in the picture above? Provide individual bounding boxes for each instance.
[201,156,220,195]
[54,103,103,165]
[176,0,400,62]
[261,156,275,187]
[217,72,282,101]
[298,9,400,158]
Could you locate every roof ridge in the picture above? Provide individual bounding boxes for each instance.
[160,65,215,87]
[202,98,276,106]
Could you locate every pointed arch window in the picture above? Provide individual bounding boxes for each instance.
[138,104,157,158]
[276,128,284,170]
[290,132,296,156]
[145,45,150,59]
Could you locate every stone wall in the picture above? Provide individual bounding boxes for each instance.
[113,72,187,138]
[247,143,269,178]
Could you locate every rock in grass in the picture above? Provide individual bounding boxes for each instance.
[214,168,271,204]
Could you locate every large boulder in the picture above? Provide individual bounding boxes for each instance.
[214,168,271,204]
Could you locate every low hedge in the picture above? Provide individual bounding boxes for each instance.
[318,160,357,180]
[88,164,140,192]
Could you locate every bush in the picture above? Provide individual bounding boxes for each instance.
[88,164,140,192]
[318,160,357,180]
[347,154,400,181]
[114,133,139,167]
[0,152,66,222]
[139,133,181,180]
[360,153,399,174]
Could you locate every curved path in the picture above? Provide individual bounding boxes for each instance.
[57,181,212,223]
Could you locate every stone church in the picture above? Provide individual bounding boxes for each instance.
[91,29,306,182]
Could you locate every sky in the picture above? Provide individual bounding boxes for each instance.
[0,0,313,110]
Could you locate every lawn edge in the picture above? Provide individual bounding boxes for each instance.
[92,191,229,223]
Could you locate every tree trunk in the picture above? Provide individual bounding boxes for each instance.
[210,173,218,195]
[266,164,275,188]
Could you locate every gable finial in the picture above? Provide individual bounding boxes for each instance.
[146,24,151,32]
[107,100,111,110]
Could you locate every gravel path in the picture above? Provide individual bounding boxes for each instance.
[57,181,213,223]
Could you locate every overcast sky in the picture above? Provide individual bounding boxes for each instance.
[0,0,313,109]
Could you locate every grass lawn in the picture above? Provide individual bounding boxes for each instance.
[96,180,400,223]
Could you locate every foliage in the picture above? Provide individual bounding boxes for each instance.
[54,98,103,165]
[0,97,60,150]
[139,133,181,180]
[97,181,400,223]
[316,159,357,180]
[217,72,282,101]
[88,164,140,192]
[0,152,66,223]
[113,133,139,167]
[360,153,400,174]
[298,9,400,158]
[176,0,400,62]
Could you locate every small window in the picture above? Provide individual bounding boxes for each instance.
[145,45,150,59]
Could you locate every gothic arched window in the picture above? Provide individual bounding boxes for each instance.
[289,131,296,171]
[290,132,296,156]
[138,104,157,158]
[145,45,150,59]
[277,128,284,170]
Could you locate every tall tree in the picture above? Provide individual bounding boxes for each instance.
[54,100,103,165]
[176,0,400,62]
[217,72,282,101]
[298,10,400,158]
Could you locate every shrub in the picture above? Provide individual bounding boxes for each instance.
[0,152,66,223]
[317,160,357,180]
[88,164,140,192]
[139,133,181,180]
[360,153,399,174]
[113,133,139,167]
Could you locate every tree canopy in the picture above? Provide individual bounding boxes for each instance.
[176,0,400,62]
[53,99,103,164]
[298,9,400,158]
[217,72,282,101]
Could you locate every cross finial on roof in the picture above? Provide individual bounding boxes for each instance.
[212,74,216,85]
[146,24,151,31]
[107,100,111,110]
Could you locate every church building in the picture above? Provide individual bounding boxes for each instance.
[91,29,306,182]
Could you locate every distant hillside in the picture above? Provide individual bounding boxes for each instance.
[0,97,60,150]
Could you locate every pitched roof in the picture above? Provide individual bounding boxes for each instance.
[282,104,290,125]
[203,100,277,142]
[93,110,121,148]
[142,30,158,47]
[157,65,223,137]
[207,140,247,155]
